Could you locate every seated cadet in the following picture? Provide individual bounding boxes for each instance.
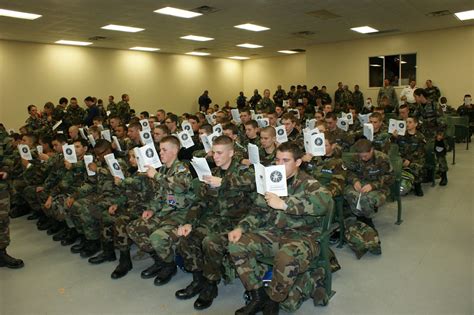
[325,112,353,151]
[343,139,394,236]
[281,113,303,148]
[304,132,346,197]
[108,115,121,132]
[372,107,388,131]
[258,126,278,166]
[68,126,80,142]
[152,124,170,150]
[106,149,155,279]
[369,112,391,154]
[111,124,129,158]
[125,122,142,150]
[314,110,325,124]
[228,142,334,315]
[126,136,194,284]
[392,116,426,196]
[243,120,261,146]
[347,104,362,135]
[164,114,180,134]
[175,135,255,310]
[88,126,101,142]
[398,104,410,120]
[265,111,279,127]
[178,115,204,162]
[223,124,246,162]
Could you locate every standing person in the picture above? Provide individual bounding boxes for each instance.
[352,85,364,113]
[272,85,286,106]
[249,89,262,109]
[116,94,131,123]
[24,104,43,136]
[65,97,86,127]
[0,172,24,269]
[334,82,344,109]
[256,89,276,113]
[400,80,417,108]
[236,92,247,109]
[425,80,441,103]
[199,90,212,112]
[107,95,117,116]
[84,96,99,127]
[377,79,398,109]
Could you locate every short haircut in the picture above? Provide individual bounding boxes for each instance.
[240,108,251,115]
[128,122,142,130]
[370,112,383,121]
[223,123,239,136]
[121,94,128,100]
[244,120,258,129]
[325,112,338,121]
[188,115,199,122]
[27,104,36,112]
[260,126,276,137]
[44,102,55,110]
[116,124,127,132]
[59,97,68,105]
[160,135,180,149]
[109,114,120,121]
[407,115,419,123]
[373,107,385,112]
[324,132,337,145]
[167,114,178,124]
[70,97,77,101]
[157,109,166,115]
[414,88,428,98]
[140,111,150,118]
[74,138,89,147]
[353,139,373,153]
[154,124,169,135]
[199,124,213,134]
[281,112,298,123]
[399,104,409,111]
[212,135,234,149]
[39,135,52,146]
[277,142,303,160]
[93,116,104,122]
[88,126,100,134]
[52,133,68,143]
[94,139,112,151]
[84,96,94,102]
[23,133,38,144]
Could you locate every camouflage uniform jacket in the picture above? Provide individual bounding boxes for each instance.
[115,167,155,214]
[237,170,333,236]
[106,102,117,116]
[352,91,364,112]
[327,128,353,152]
[256,98,276,113]
[425,86,441,103]
[372,129,391,154]
[51,160,89,197]
[116,101,130,122]
[307,153,346,197]
[418,101,445,138]
[346,150,394,194]
[259,147,276,166]
[65,105,86,126]
[395,131,426,164]
[25,117,44,136]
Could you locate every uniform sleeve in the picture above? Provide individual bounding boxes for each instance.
[369,157,394,190]
[284,180,333,216]
[326,161,346,197]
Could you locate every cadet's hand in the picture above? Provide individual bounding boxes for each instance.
[177,224,192,237]
[114,176,122,185]
[354,181,362,192]
[241,159,251,166]
[265,192,286,210]
[36,186,44,193]
[38,153,50,161]
[361,184,373,193]
[66,197,75,208]
[203,175,222,188]
[302,153,313,163]
[206,151,213,158]
[88,162,97,173]
[0,172,8,180]
[392,129,398,137]
[64,160,72,170]
[108,204,118,215]
[44,196,53,209]
[21,158,30,168]
[142,210,154,220]
[111,141,117,150]
[228,228,243,244]
[146,165,157,178]
[403,159,411,167]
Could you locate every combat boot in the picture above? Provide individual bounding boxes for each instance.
[52,225,68,241]
[37,216,54,231]
[439,172,448,186]
[70,235,86,253]
[88,242,116,264]
[263,299,280,315]
[0,249,24,269]
[80,239,101,258]
[111,250,133,279]
[61,229,79,246]
[193,278,218,310]
[47,220,64,235]
[235,287,269,315]
[414,183,424,197]
[153,261,177,286]
[141,253,163,279]
[27,211,41,220]
[175,271,205,299]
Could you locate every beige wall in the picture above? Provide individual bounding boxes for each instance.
[306,26,474,105]
[243,54,306,96]
[0,40,243,129]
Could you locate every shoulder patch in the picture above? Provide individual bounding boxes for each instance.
[177,164,187,173]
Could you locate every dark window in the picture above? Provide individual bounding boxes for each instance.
[369,53,416,87]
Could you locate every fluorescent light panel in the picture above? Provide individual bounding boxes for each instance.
[154,7,201,18]
[454,10,474,21]
[278,50,298,54]
[55,40,92,46]
[351,26,379,34]
[186,52,210,56]
[130,47,160,51]
[370,64,382,67]
[229,56,250,60]
[234,23,270,32]
[181,35,214,42]
[237,43,263,49]
[101,24,144,33]
[0,8,41,20]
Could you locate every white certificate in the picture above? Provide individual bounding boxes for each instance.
[257,118,269,128]
[358,113,372,125]
[190,157,212,182]
[52,120,62,130]
[388,119,406,136]
[84,154,96,176]
[140,130,154,145]
[364,123,374,141]
[306,119,316,130]
[200,134,212,153]
[135,144,162,172]
[341,112,354,125]
[79,128,88,140]
[275,125,288,144]
[181,120,194,136]
[87,135,96,147]
[62,144,77,164]
[112,136,122,152]
[213,124,223,135]
[178,131,195,149]
[247,143,260,165]
[18,144,32,160]
[104,153,124,179]
[101,130,112,142]
[140,119,151,132]
[337,117,349,132]
[255,164,287,197]
[231,109,241,123]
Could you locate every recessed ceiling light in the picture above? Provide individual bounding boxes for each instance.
[130,47,160,52]
[400,61,407,64]
[186,52,210,56]
[234,23,270,32]
[55,40,93,46]
[229,56,250,60]
[101,24,144,33]
[278,50,298,54]
[454,10,474,21]
[370,64,382,67]
[181,35,214,42]
[154,7,202,18]
[0,8,42,20]
[237,43,263,49]
[351,26,379,34]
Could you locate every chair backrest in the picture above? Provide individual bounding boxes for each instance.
[447,115,469,127]
[321,203,335,233]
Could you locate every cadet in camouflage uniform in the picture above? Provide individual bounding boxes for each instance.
[425,80,441,103]
[272,85,286,106]
[106,95,118,116]
[414,88,445,139]
[258,126,277,166]
[116,94,131,123]
[344,139,394,227]
[325,112,354,152]
[256,89,276,113]
[316,86,332,105]
[25,105,45,136]
[393,116,426,196]
[377,79,398,109]
[434,130,449,186]
[352,85,365,112]
[107,150,155,279]
[334,82,344,110]
[281,113,304,148]
[369,112,392,154]
[64,98,86,127]
[175,136,256,310]
[0,172,24,269]
[126,136,194,284]
[228,142,334,315]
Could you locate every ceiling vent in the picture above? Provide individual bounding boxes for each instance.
[366,29,400,35]
[88,36,108,41]
[425,10,452,17]
[306,9,341,20]
[292,30,316,37]
[192,5,220,14]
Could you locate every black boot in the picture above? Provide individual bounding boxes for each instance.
[235,287,269,315]
[0,249,24,269]
[263,299,280,315]
[356,216,376,230]
[52,225,68,241]
[88,242,116,264]
[61,229,79,246]
[439,172,448,186]
[79,240,101,258]
[175,271,204,299]
[27,211,41,220]
[414,183,424,197]
[193,278,218,310]
[47,220,63,235]
[153,261,177,286]
[9,206,30,218]
[70,235,86,253]
[37,217,54,231]
[141,253,163,279]
[111,250,133,279]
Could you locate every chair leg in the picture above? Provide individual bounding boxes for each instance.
[395,197,403,225]
[336,198,345,248]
